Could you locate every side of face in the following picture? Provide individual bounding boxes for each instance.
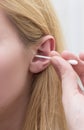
[0,10,32,108]
[0,8,55,110]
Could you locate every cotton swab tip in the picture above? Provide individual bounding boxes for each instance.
[67,60,78,65]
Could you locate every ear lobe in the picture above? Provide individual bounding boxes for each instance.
[29,35,55,73]
[29,59,50,73]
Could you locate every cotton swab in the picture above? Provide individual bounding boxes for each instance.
[35,55,78,65]
[77,77,84,91]
[35,54,84,91]
[35,55,51,60]
[67,60,78,65]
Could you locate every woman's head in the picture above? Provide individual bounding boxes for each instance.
[0,0,67,130]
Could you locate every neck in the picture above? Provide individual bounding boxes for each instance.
[0,84,30,130]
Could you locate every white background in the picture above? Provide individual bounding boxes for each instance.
[51,0,84,55]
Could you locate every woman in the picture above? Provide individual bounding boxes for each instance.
[0,0,84,130]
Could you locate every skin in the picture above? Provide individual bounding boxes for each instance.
[50,51,84,130]
[0,9,34,130]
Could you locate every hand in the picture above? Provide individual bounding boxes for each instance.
[50,51,84,130]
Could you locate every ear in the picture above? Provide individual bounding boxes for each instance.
[29,35,56,73]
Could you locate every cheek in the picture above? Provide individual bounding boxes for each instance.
[0,46,29,106]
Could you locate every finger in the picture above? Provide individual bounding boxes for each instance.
[61,51,84,75]
[61,50,79,62]
[79,52,84,61]
[50,50,60,57]
[50,55,79,97]
[61,51,84,88]
[50,51,84,92]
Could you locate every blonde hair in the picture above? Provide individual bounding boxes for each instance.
[0,0,67,130]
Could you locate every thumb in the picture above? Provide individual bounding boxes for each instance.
[50,52,79,97]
